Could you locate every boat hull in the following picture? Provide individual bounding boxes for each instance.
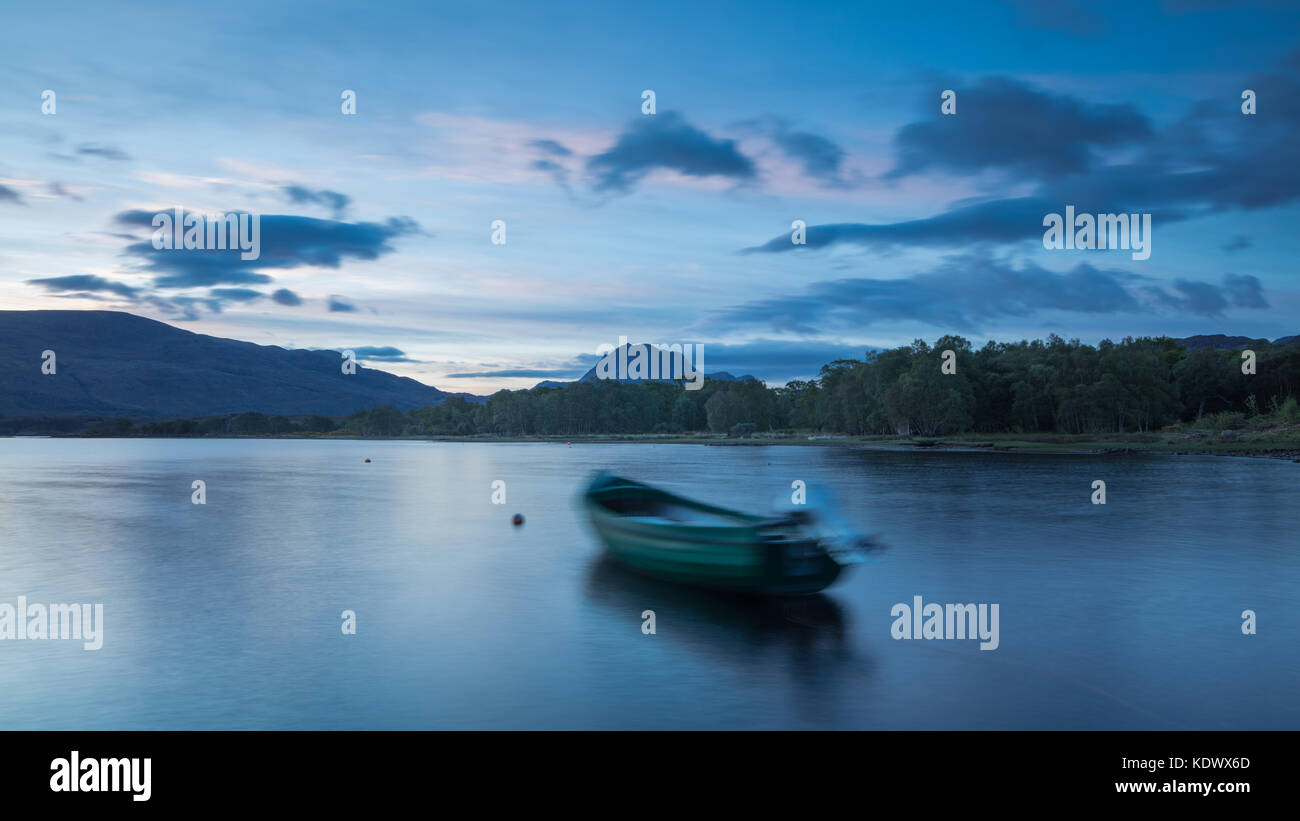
[583,475,846,596]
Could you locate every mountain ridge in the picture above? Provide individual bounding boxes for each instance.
[0,310,475,418]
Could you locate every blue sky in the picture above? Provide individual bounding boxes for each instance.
[2,0,1298,393]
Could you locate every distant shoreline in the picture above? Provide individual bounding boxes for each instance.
[21,429,1300,461]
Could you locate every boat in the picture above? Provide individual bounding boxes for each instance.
[582,473,877,595]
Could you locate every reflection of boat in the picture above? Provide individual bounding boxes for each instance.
[582,473,873,595]
[584,555,849,651]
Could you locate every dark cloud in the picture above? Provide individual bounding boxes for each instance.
[1222,236,1252,252]
[209,288,264,302]
[744,197,1050,254]
[282,184,350,218]
[0,184,23,204]
[587,111,756,193]
[751,61,1300,255]
[530,139,573,157]
[112,211,419,288]
[328,295,357,312]
[710,257,1264,335]
[76,143,132,161]
[26,276,278,318]
[1223,273,1269,308]
[26,274,140,298]
[1141,280,1229,316]
[886,77,1151,181]
[271,288,303,306]
[350,346,413,362]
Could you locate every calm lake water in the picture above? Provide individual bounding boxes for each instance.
[0,438,1296,729]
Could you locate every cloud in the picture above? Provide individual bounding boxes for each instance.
[140,295,223,321]
[770,127,851,187]
[46,182,83,201]
[76,143,132,161]
[1222,236,1252,253]
[587,111,756,193]
[26,276,275,317]
[744,197,1050,253]
[737,116,855,188]
[530,139,573,157]
[446,352,600,380]
[112,210,420,288]
[209,288,264,302]
[26,274,140,298]
[710,256,1266,334]
[531,158,570,187]
[350,345,413,362]
[447,367,586,379]
[886,77,1151,182]
[271,288,303,306]
[282,184,350,218]
[751,60,1300,254]
[0,184,24,204]
[328,295,357,312]
[1222,273,1269,308]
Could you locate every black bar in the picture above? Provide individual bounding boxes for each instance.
[4,731,1288,808]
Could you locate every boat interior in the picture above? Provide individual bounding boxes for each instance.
[595,494,747,526]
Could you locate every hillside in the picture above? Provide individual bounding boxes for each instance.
[0,310,464,418]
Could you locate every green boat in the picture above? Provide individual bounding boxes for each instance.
[582,473,876,596]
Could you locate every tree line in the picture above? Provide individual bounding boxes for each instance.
[91,334,1300,438]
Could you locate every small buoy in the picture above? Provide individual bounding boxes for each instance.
[566,441,572,446]
[512,513,525,526]
[364,458,371,463]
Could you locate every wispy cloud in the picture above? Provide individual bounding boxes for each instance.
[76,143,132,162]
[27,274,140,298]
[710,257,1269,334]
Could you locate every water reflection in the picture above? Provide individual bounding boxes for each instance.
[584,555,857,665]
